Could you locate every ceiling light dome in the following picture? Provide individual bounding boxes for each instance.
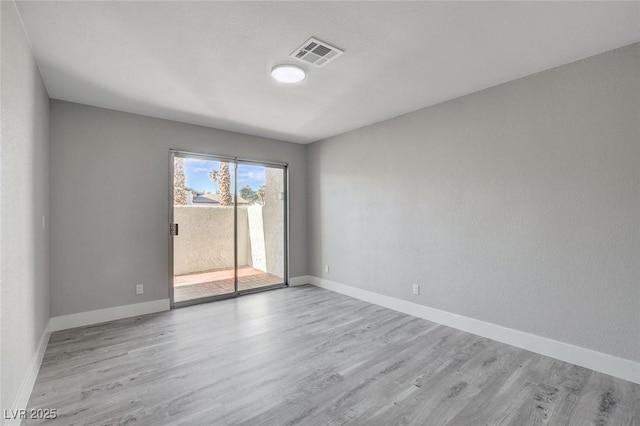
[271,64,306,83]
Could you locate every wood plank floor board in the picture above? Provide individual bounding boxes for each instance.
[25,286,639,425]
[368,341,528,425]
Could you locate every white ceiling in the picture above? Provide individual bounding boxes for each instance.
[16,1,640,144]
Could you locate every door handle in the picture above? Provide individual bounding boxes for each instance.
[170,223,179,236]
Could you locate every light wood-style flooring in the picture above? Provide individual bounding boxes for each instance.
[26,285,638,425]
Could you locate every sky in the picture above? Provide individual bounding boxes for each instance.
[183,158,266,193]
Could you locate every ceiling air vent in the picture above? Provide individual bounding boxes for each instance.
[289,37,344,68]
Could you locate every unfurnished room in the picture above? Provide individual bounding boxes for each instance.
[1,1,639,425]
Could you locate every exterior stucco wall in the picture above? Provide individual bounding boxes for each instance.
[173,206,251,275]
[263,168,285,279]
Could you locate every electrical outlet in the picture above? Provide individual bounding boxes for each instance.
[412,284,420,296]
[324,264,330,273]
[136,284,144,295]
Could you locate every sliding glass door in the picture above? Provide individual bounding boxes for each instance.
[236,162,286,292]
[170,151,287,307]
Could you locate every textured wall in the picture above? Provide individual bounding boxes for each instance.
[0,0,51,413]
[263,167,285,278]
[307,43,640,361]
[172,206,251,275]
[50,101,307,316]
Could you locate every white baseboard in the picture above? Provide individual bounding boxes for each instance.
[309,276,640,384]
[6,323,51,426]
[48,299,171,332]
[289,275,312,286]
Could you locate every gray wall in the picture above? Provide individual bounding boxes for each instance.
[0,0,50,413]
[307,43,640,362]
[50,101,307,316]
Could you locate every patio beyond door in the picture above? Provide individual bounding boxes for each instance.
[170,151,287,307]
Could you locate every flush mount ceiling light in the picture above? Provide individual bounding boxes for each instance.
[271,64,306,83]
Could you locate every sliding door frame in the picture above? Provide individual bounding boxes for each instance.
[169,149,289,309]
[235,158,288,297]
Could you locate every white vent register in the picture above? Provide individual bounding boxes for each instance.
[290,37,344,67]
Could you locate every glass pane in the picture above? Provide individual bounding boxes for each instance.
[172,156,237,303]
[236,164,285,291]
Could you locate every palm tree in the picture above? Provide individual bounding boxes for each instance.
[209,162,233,206]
